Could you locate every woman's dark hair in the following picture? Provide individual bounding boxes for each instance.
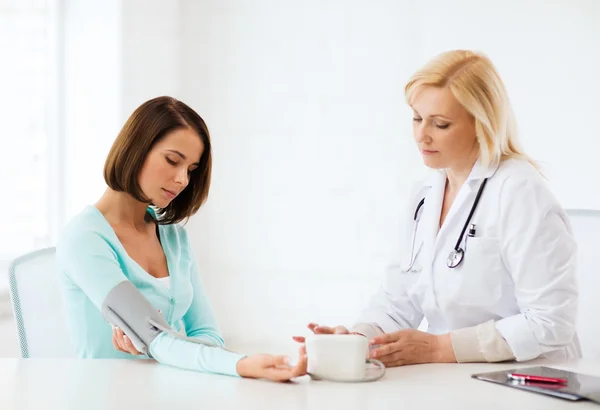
[104,96,212,224]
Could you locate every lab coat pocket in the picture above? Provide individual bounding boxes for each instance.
[452,237,506,306]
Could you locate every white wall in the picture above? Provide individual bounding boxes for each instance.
[178,0,600,348]
[63,0,122,221]
[180,0,422,347]
[63,0,182,222]
[410,0,600,209]
[4,0,598,357]
[0,0,184,357]
[120,0,182,116]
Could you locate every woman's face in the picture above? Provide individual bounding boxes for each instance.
[138,127,204,208]
[411,86,478,171]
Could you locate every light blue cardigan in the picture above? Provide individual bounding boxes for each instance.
[56,205,244,376]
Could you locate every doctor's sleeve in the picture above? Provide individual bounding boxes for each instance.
[450,320,516,362]
[353,259,425,336]
[494,177,578,361]
[352,191,427,337]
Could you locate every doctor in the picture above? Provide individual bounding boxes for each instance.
[294,50,580,365]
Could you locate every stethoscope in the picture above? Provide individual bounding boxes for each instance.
[402,178,489,271]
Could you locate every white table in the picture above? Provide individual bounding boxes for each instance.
[0,358,598,409]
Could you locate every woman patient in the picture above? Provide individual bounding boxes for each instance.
[57,96,307,381]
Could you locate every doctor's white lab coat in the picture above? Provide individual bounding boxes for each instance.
[357,158,580,362]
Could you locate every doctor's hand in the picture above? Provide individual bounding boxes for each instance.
[292,323,356,343]
[236,345,308,382]
[368,329,456,367]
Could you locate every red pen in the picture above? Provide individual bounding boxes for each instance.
[507,373,567,384]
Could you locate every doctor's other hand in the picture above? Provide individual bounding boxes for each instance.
[292,322,353,343]
[236,345,308,382]
[368,329,456,367]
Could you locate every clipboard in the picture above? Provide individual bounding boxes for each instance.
[471,366,600,404]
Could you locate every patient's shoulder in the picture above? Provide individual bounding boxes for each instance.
[57,206,116,255]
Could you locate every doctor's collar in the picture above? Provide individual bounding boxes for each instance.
[466,159,500,184]
[424,159,500,191]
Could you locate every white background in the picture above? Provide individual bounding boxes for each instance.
[1,0,599,355]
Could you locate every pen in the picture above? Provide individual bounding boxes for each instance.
[507,373,567,384]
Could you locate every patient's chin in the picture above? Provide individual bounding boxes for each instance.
[149,196,170,210]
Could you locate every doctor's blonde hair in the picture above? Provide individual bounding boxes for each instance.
[405,50,537,170]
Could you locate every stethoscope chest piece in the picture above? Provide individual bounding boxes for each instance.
[446,248,464,268]
[405,177,489,272]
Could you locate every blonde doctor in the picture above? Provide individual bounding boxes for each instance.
[294,49,580,365]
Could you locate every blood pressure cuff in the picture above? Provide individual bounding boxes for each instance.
[101,280,218,357]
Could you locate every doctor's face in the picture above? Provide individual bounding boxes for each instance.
[410,86,478,171]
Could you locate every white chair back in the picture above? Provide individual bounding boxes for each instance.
[8,247,74,358]
[566,209,600,359]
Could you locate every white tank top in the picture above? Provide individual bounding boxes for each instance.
[157,276,170,288]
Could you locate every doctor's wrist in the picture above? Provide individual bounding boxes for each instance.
[434,333,457,363]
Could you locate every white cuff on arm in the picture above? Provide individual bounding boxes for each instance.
[351,323,384,340]
[450,320,516,363]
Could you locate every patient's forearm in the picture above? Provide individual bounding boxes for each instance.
[102,280,245,376]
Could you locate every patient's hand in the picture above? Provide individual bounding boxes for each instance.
[236,345,308,382]
[112,309,164,355]
[112,326,143,355]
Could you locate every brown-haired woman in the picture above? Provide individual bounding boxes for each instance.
[57,96,307,381]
